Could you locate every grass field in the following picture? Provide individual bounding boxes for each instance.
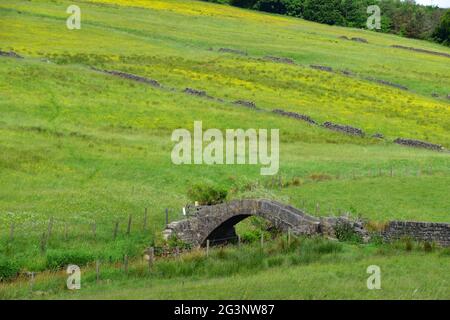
[0,0,449,299]
[1,237,449,299]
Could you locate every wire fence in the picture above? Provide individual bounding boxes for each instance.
[0,207,187,245]
[1,165,448,245]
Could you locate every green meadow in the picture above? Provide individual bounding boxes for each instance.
[0,0,449,299]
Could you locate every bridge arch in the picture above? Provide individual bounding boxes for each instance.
[164,199,322,247]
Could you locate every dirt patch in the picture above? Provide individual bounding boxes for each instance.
[272,109,317,125]
[391,45,450,59]
[310,65,333,72]
[93,68,161,87]
[183,88,207,97]
[341,70,354,76]
[394,138,444,151]
[338,36,368,44]
[0,50,23,59]
[323,121,365,136]
[233,100,257,109]
[371,133,384,139]
[263,56,295,65]
[366,77,408,91]
[218,48,247,56]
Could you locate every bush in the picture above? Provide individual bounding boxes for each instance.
[0,258,20,282]
[187,182,228,205]
[308,173,332,182]
[240,230,261,243]
[334,221,362,243]
[46,249,95,270]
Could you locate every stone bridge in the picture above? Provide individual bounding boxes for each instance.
[163,199,450,247]
[163,199,348,247]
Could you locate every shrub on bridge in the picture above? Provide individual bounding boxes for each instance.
[187,182,228,205]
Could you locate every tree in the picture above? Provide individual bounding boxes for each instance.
[255,0,288,14]
[302,0,344,25]
[433,10,450,45]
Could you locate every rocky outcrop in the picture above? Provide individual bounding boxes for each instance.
[272,109,317,125]
[218,48,247,56]
[93,68,161,87]
[351,37,368,43]
[322,121,365,136]
[0,50,23,59]
[339,36,368,43]
[264,56,295,65]
[391,45,450,59]
[394,138,444,151]
[233,100,258,109]
[310,65,333,72]
[366,77,408,91]
[183,88,207,97]
[371,133,384,139]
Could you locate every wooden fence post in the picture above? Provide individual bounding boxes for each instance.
[206,240,210,257]
[47,217,54,240]
[40,232,46,254]
[148,247,154,270]
[127,214,132,236]
[29,272,35,293]
[96,260,100,283]
[9,223,14,242]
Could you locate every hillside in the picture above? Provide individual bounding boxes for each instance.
[0,0,449,299]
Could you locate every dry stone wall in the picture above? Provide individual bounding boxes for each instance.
[382,221,450,246]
